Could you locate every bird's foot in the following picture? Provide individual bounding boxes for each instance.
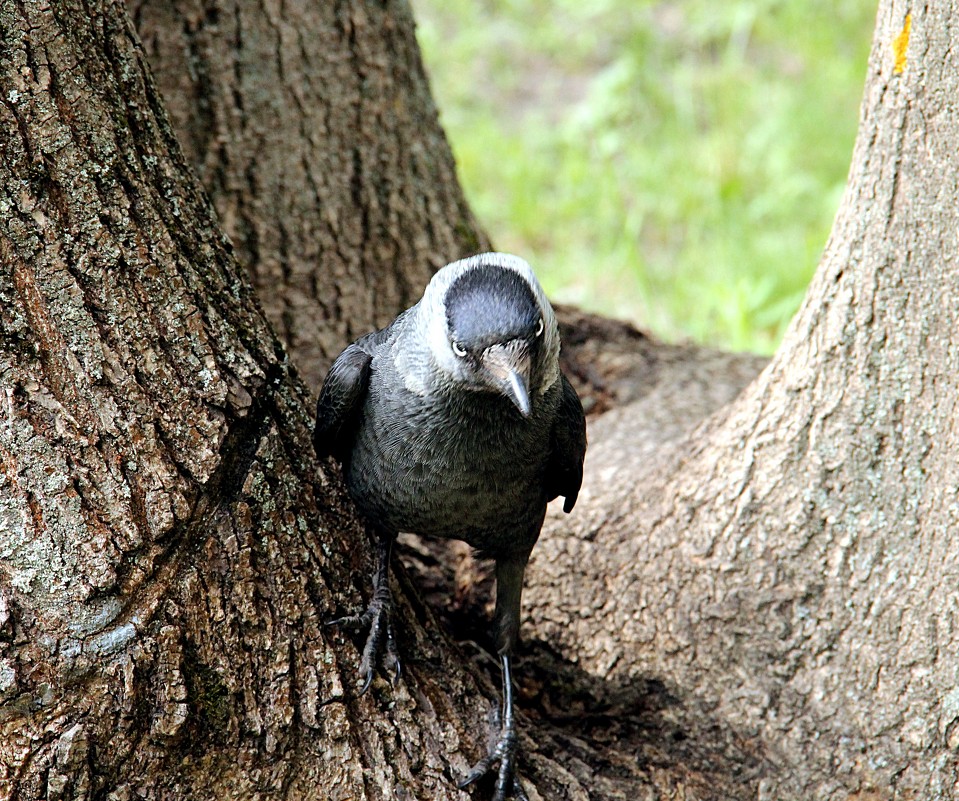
[458,714,528,801]
[327,594,401,694]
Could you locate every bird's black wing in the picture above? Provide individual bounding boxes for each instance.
[314,314,410,463]
[545,373,587,513]
[313,342,372,463]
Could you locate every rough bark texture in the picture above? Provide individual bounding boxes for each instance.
[130,0,489,392]
[6,0,958,799]
[524,3,959,798]
[0,2,765,800]
[0,4,515,799]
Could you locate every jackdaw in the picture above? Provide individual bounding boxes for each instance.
[314,252,587,800]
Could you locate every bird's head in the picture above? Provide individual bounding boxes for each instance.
[412,253,561,416]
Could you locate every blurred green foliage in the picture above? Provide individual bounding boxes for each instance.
[412,0,877,353]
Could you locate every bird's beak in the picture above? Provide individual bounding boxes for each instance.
[482,342,532,417]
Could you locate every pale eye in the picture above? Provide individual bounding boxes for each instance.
[535,317,544,337]
[451,341,467,358]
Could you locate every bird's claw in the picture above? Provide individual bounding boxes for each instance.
[327,595,401,694]
[325,610,373,630]
[458,728,527,801]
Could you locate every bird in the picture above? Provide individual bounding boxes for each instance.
[314,252,587,800]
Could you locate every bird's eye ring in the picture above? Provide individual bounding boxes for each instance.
[451,341,467,358]
[535,317,544,337]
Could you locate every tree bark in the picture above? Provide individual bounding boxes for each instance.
[6,0,959,799]
[526,3,959,798]
[129,0,489,392]
[0,4,496,799]
[2,3,748,800]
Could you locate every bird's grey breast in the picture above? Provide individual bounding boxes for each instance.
[345,341,557,550]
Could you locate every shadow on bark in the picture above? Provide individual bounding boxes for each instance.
[397,536,770,800]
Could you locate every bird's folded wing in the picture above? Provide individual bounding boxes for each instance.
[313,342,373,462]
[545,373,587,513]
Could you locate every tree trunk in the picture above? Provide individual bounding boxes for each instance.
[129,0,489,392]
[526,3,959,798]
[6,0,958,799]
[0,3,498,799]
[1,3,745,800]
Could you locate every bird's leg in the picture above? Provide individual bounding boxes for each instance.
[327,531,401,693]
[459,555,530,801]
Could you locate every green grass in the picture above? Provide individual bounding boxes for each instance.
[412,0,877,353]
